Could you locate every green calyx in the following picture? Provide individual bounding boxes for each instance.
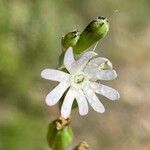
[53,126,73,150]
[47,118,73,150]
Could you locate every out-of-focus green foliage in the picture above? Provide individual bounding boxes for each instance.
[0,0,150,150]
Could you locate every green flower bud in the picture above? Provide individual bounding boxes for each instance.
[47,117,73,150]
[74,16,109,54]
[61,30,80,50]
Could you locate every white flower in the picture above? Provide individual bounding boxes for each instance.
[41,47,120,118]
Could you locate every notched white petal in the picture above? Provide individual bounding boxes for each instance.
[75,88,88,116]
[84,88,105,113]
[84,57,116,81]
[79,51,97,66]
[61,87,75,118]
[96,70,117,80]
[90,82,120,100]
[84,67,117,81]
[64,47,75,73]
[46,82,70,106]
[41,69,70,82]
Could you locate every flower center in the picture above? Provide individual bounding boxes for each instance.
[74,74,85,84]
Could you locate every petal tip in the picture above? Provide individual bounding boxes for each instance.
[112,91,120,100]
[41,69,49,78]
[95,104,105,113]
[79,109,89,116]
[41,69,45,78]
[99,107,105,113]
[110,92,120,101]
[45,95,54,106]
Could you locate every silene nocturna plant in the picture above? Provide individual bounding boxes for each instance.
[41,16,120,150]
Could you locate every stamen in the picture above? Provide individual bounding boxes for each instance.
[74,74,84,84]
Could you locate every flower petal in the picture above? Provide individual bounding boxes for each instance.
[46,82,70,106]
[84,67,117,80]
[61,87,75,118]
[83,88,105,113]
[87,57,112,69]
[72,51,97,74]
[76,51,97,70]
[95,69,117,80]
[64,47,75,73]
[74,88,88,116]
[90,82,120,100]
[84,56,117,80]
[41,69,70,82]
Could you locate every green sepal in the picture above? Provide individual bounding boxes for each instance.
[53,126,73,150]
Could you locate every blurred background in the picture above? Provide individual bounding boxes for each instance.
[0,0,150,150]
